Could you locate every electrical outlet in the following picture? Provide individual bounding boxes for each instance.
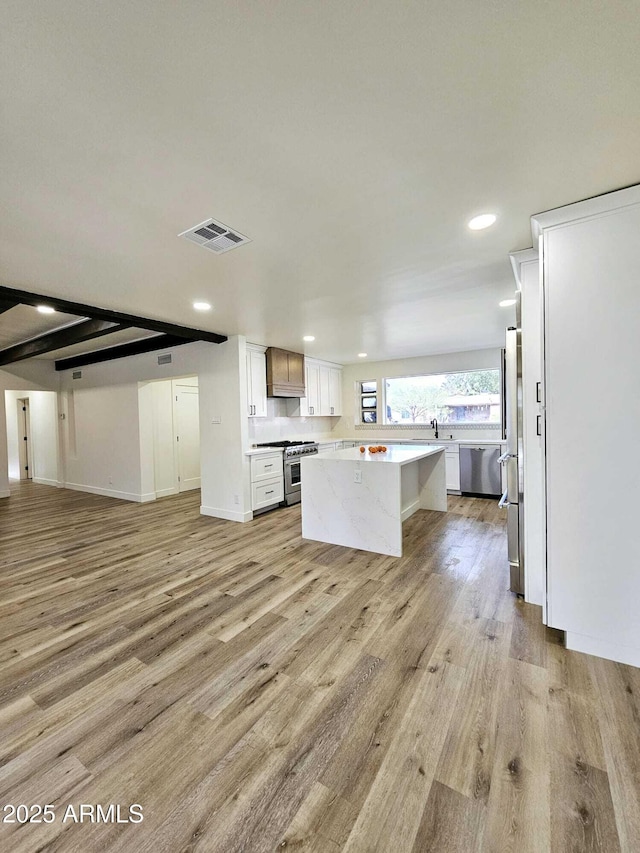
[108,475,113,485]
[233,494,240,505]
[354,470,362,484]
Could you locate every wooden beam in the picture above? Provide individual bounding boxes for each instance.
[0,298,19,315]
[0,285,227,344]
[55,334,191,371]
[0,319,128,366]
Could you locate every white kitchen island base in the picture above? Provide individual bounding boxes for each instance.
[301,445,446,557]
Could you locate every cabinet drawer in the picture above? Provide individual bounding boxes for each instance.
[252,476,284,511]
[250,453,282,482]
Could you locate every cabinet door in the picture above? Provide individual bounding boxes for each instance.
[445,452,460,491]
[247,350,267,417]
[252,476,284,510]
[306,362,321,416]
[328,367,342,416]
[318,365,331,416]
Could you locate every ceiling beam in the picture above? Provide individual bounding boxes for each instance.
[0,285,227,344]
[0,298,19,315]
[55,334,190,371]
[0,319,129,366]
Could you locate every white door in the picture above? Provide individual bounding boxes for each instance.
[248,349,267,417]
[318,365,331,416]
[328,367,342,416]
[173,385,201,491]
[306,362,320,416]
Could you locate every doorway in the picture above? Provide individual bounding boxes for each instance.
[147,376,201,498]
[173,380,201,492]
[17,398,31,480]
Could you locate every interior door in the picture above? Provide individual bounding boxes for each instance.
[173,384,201,491]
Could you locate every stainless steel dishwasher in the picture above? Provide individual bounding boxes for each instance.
[459,445,501,496]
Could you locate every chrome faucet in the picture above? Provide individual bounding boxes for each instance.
[430,418,439,439]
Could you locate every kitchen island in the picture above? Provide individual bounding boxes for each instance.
[301,444,446,557]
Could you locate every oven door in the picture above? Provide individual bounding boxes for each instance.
[284,458,302,496]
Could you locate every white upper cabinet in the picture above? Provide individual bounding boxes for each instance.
[294,359,342,417]
[246,345,267,418]
[328,367,342,416]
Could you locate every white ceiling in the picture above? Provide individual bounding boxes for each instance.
[2,1,639,365]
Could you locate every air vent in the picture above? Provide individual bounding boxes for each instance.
[72,370,82,380]
[157,354,172,365]
[178,217,251,255]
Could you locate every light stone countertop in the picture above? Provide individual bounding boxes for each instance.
[306,444,445,466]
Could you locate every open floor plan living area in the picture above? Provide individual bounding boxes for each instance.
[2,2,640,851]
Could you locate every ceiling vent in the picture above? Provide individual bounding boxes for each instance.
[157,353,172,365]
[72,370,82,380]
[178,217,251,254]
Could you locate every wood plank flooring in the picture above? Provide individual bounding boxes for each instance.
[0,481,638,852]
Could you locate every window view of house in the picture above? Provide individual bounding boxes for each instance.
[384,370,501,425]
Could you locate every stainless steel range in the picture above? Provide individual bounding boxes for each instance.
[255,441,319,506]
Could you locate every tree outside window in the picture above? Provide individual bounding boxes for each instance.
[384,370,500,425]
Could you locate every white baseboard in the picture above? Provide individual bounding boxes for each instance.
[140,492,156,503]
[565,631,640,669]
[155,487,179,499]
[0,489,10,499]
[64,482,146,503]
[200,504,253,523]
[32,477,60,488]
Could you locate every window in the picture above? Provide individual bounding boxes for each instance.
[359,380,377,423]
[384,370,501,425]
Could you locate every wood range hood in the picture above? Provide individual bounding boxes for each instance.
[266,347,306,397]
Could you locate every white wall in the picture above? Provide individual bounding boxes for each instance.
[199,336,252,522]
[57,342,210,503]
[56,338,249,519]
[4,392,21,480]
[337,348,503,440]
[62,383,143,501]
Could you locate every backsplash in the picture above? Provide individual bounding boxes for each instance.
[247,397,341,445]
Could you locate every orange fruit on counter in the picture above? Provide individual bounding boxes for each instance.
[359,446,365,453]
[380,446,387,452]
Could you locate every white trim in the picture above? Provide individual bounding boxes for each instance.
[140,492,156,503]
[0,489,10,499]
[531,184,640,241]
[155,486,179,499]
[63,482,147,502]
[508,248,538,288]
[32,477,60,488]
[200,504,253,523]
[565,631,640,669]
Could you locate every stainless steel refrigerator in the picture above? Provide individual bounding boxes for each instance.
[500,312,524,595]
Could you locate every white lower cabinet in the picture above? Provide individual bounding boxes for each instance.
[317,443,336,455]
[250,452,283,512]
[252,477,284,512]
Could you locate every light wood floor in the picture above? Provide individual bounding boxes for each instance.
[1,482,639,853]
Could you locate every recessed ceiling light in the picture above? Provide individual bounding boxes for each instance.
[499,299,516,307]
[468,213,497,231]
[358,352,368,358]
[193,301,211,311]
[303,335,315,342]
[36,305,55,314]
